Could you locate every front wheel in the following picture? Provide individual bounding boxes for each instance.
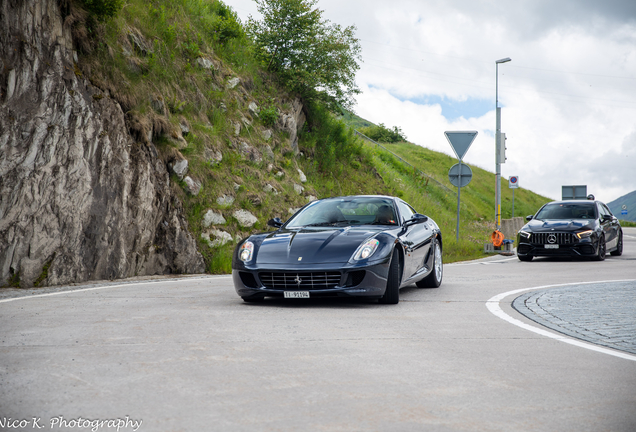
[593,235,606,261]
[379,249,400,304]
[416,239,442,288]
[610,231,623,256]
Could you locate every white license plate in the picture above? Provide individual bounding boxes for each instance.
[284,291,310,298]
[545,244,559,249]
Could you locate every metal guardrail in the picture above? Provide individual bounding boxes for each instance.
[354,130,453,193]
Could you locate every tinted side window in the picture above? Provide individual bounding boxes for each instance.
[397,201,415,223]
[602,203,613,217]
[596,203,607,218]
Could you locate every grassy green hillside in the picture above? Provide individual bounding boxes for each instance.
[608,190,636,223]
[347,137,550,261]
[75,0,551,272]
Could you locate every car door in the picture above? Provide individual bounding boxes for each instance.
[397,200,432,282]
[601,203,620,248]
[596,202,616,248]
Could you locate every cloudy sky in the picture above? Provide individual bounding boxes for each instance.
[227,0,636,204]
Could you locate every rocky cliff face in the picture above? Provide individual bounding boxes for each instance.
[0,0,205,288]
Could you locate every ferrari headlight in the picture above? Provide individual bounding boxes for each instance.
[576,230,593,239]
[353,239,379,261]
[239,241,254,262]
[518,230,531,239]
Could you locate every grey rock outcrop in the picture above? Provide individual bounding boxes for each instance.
[233,210,258,228]
[261,129,272,141]
[183,176,202,196]
[263,145,275,161]
[226,77,240,90]
[203,210,226,227]
[196,57,214,70]
[204,147,222,165]
[217,194,235,207]
[201,230,233,247]
[277,98,306,155]
[238,141,262,163]
[170,159,188,179]
[0,0,205,287]
[263,184,278,195]
[248,102,259,116]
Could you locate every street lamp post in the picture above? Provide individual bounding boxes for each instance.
[495,57,511,231]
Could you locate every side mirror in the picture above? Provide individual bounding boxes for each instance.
[404,213,429,227]
[267,217,283,228]
[602,214,613,222]
[526,215,533,221]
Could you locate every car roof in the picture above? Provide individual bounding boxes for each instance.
[545,200,600,205]
[320,195,396,200]
[316,195,399,203]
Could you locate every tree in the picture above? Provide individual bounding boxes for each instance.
[246,0,362,111]
[358,123,408,143]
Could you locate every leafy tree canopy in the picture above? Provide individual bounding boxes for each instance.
[358,123,408,143]
[246,0,362,111]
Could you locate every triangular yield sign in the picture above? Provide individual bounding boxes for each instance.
[444,131,478,161]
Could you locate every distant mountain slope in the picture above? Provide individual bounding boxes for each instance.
[608,190,636,222]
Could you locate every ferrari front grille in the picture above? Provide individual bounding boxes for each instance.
[530,232,575,245]
[258,272,341,290]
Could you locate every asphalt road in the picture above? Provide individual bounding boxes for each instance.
[1,228,635,432]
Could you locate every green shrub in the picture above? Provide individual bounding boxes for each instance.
[81,0,123,21]
[259,101,278,127]
[358,123,407,143]
[199,1,244,43]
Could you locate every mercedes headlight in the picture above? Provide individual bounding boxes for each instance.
[576,230,593,239]
[518,230,531,239]
[239,241,255,262]
[353,239,380,261]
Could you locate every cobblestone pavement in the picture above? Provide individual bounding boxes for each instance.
[513,281,636,355]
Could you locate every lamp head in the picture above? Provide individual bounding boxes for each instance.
[496,57,512,64]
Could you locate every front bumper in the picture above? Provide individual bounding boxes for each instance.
[232,259,391,299]
[516,236,598,258]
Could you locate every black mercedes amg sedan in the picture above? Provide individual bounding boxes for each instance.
[516,200,623,261]
[232,195,443,304]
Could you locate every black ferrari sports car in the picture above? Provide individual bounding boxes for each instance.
[516,199,623,261]
[232,195,443,304]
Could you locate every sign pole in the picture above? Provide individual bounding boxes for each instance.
[456,163,462,241]
[508,175,519,220]
[444,131,477,242]
[512,188,515,219]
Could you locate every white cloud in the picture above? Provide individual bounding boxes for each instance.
[228,0,636,203]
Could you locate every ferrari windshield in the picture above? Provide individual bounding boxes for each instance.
[535,203,597,220]
[286,197,399,228]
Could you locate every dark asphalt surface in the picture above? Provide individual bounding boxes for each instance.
[512,280,636,355]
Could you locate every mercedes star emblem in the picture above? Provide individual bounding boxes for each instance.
[547,234,557,244]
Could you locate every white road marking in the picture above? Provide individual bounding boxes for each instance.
[449,256,518,266]
[0,275,232,304]
[486,280,636,362]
